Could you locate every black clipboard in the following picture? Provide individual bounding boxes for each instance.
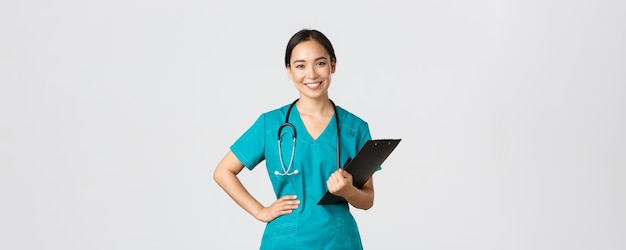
[318,139,401,205]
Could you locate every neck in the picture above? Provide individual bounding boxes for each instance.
[295,97,334,116]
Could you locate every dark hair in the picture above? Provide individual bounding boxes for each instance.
[284,29,337,67]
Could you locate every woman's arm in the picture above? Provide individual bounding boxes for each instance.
[326,169,375,210]
[213,151,299,222]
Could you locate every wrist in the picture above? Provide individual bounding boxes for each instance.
[251,206,265,221]
[341,185,360,200]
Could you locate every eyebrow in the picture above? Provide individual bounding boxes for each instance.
[292,56,328,64]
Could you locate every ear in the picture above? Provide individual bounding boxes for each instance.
[331,59,336,73]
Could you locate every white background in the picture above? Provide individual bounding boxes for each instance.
[1,1,625,249]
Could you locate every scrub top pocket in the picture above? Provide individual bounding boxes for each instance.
[262,213,299,250]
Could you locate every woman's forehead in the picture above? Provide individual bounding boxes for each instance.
[291,40,329,61]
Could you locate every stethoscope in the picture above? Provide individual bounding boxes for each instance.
[274,98,340,176]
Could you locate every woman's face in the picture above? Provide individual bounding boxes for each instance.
[287,40,336,100]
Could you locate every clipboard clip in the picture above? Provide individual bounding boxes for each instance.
[373,141,394,146]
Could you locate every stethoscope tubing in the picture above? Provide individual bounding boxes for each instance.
[276,123,298,176]
[275,99,340,176]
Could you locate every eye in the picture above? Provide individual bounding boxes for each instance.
[316,61,326,67]
[295,64,305,69]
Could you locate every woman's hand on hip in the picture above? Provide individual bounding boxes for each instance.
[254,195,300,223]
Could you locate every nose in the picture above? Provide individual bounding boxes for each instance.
[307,67,318,79]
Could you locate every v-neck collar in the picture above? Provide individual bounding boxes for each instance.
[292,105,337,143]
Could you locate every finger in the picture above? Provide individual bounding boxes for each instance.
[327,183,336,193]
[279,209,293,215]
[274,203,298,215]
[330,172,340,182]
[334,170,344,177]
[283,203,299,211]
[285,200,300,208]
[327,179,338,192]
[334,174,345,184]
[279,195,298,201]
[277,197,299,206]
[338,169,351,178]
[327,176,337,186]
[332,176,348,188]
[337,169,345,176]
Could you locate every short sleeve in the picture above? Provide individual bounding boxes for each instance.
[230,114,266,170]
[356,121,372,150]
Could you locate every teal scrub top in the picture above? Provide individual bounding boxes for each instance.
[230,102,375,250]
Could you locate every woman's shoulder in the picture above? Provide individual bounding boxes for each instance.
[336,105,368,126]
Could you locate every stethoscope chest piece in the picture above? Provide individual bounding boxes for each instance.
[274,169,299,176]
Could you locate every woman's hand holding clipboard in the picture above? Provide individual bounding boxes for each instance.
[318,139,401,205]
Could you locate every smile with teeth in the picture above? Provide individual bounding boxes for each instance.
[305,82,322,89]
